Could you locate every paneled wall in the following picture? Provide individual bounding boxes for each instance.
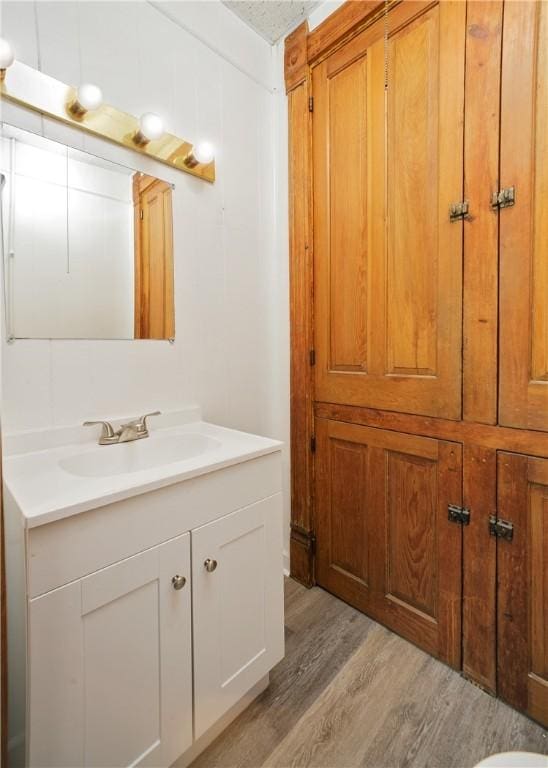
[0,1,290,559]
[0,0,277,430]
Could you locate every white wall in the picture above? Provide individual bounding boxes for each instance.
[0,0,291,560]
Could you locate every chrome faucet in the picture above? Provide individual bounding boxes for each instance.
[83,411,161,445]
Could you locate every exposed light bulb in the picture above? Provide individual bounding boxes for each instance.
[134,112,164,146]
[0,38,15,81]
[193,141,215,165]
[68,83,103,117]
[184,140,215,169]
[76,83,102,111]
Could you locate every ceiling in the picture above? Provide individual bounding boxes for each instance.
[222,1,321,44]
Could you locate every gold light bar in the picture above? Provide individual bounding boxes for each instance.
[0,61,215,183]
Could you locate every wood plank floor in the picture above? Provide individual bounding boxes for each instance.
[191,578,547,768]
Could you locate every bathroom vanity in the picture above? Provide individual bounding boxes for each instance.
[4,410,284,768]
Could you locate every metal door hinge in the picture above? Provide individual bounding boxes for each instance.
[309,96,314,112]
[489,515,514,541]
[309,349,316,366]
[449,200,469,222]
[448,504,471,525]
[310,435,316,453]
[491,186,515,210]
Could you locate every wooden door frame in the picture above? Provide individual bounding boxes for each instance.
[284,0,391,590]
[133,173,175,340]
[285,0,548,694]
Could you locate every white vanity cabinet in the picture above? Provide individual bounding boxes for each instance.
[5,441,284,768]
[28,534,193,768]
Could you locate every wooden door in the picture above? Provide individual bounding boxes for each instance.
[28,535,192,768]
[315,419,463,667]
[134,175,175,340]
[497,453,548,727]
[191,496,284,739]
[499,1,548,431]
[312,1,466,420]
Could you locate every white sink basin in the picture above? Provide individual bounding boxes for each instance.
[3,416,283,528]
[59,433,221,477]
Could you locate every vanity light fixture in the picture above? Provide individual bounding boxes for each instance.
[67,83,103,118]
[133,112,165,147]
[0,60,215,181]
[184,141,215,168]
[0,38,15,82]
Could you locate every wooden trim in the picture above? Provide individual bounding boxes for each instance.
[289,525,315,588]
[288,78,315,586]
[462,0,504,693]
[314,403,548,458]
[285,22,309,93]
[462,0,503,425]
[284,1,409,86]
[307,1,386,64]
[462,444,497,693]
[133,173,143,339]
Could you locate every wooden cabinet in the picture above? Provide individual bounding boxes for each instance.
[312,0,465,420]
[315,419,462,667]
[498,0,548,431]
[192,497,284,738]
[286,0,548,729]
[28,534,192,768]
[497,453,548,727]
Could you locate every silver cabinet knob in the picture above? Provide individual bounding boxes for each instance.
[172,574,186,590]
[204,558,218,573]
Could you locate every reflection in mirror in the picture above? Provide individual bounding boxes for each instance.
[0,124,175,340]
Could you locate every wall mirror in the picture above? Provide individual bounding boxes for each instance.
[0,123,175,340]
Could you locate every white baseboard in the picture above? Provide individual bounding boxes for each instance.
[283,549,290,577]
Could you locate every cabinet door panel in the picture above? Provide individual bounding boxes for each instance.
[28,581,84,768]
[499,1,548,430]
[192,495,284,739]
[313,1,465,419]
[315,419,463,667]
[497,453,548,727]
[28,535,192,768]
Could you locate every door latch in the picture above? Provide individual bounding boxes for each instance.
[449,200,469,222]
[491,186,515,210]
[489,515,514,541]
[448,504,470,525]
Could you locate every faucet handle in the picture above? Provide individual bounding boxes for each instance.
[135,411,161,434]
[83,420,117,442]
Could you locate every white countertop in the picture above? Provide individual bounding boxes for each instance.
[4,419,282,529]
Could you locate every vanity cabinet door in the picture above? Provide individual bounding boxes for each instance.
[192,495,284,739]
[28,534,192,768]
